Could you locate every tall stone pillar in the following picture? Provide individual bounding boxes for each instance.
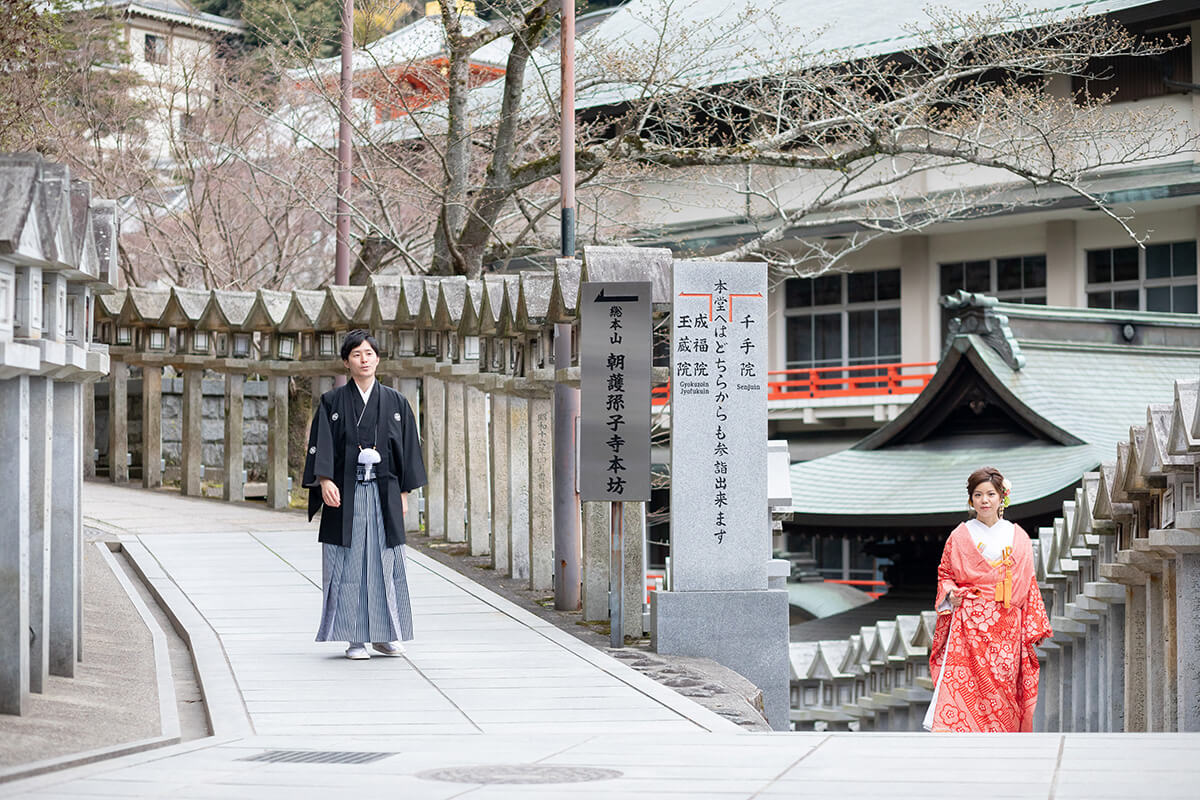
[1162,559,1178,731]
[50,381,81,675]
[82,382,95,479]
[265,374,289,510]
[0,376,31,714]
[396,376,422,534]
[180,367,203,496]
[1059,642,1074,732]
[1084,628,1100,730]
[1125,583,1148,731]
[1108,603,1126,730]
[443,379,466,543]
[1146,572,1166,731]
[27,378,52,693]
[141,365,162,489]
[423,375,445,539]
[508,394,530,581]
[1040,643,1061,731]
[528,392,554,592]
[107,360,129,483]
[622,502,645,640]
[223,373,244,502]
[464,383,490,557]
[1177,552,1200,731]
[488,390,510,570]
[581,501,610,622]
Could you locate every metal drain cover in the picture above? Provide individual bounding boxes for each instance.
[240,750,395,765]
[418,764,623,784]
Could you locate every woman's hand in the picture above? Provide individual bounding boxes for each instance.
[948,586,964,608]
[319,478,341,508]
[401,492,409,515]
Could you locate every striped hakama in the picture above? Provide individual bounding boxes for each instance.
[315,468,414,643]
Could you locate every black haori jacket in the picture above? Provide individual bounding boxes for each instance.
[303,381,427,548]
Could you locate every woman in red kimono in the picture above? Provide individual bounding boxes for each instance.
[924,466,1053,732]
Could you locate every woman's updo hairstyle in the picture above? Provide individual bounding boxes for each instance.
[967,466,1005,498]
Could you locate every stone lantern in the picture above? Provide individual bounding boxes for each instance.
[280,289,323,361]
[392,277,425,359]
[515,271,554,377]
[243,289,291,362]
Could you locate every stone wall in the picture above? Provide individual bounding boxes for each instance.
[94,372,270,478]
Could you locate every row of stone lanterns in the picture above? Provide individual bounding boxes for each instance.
[92,248,664,642]
[1,155,117,716]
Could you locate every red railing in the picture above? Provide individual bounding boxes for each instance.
[650,361,935,406]
[825,578,889,600]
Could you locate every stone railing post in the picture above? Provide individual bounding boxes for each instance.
[49,380,83,675]
[423,372,446,539]
[488,383,510,572]
[527,385,555,592]
[223,372,245,502]
[442,374,467,544]
[27,377,52,693]
[464,378,491,557]
[180,366,204,496]
[507,389,530,582]
[107,360,129,482]
[141,364,163,488]
[0,376,31,714]
[265,373,289,510]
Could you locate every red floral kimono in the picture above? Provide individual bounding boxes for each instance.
[927,523,1053,732]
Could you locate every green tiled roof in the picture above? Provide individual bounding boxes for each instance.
[789,318,1200,521]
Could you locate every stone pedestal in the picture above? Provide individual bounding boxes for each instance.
[528,393,554,592]
[424,375,445,539]
[1162,559,1178,732]
[107,361,128,483]
[621,502,645,639]
[27,377,52,694]
[223,373,244,502]
[652,589,789,730]
[488,391,510,570]
[443,380,466,543]
[141,366,162,489]
[0,376,30,714]
[396,377,423,534]
[1125,583,1148,730]
[265,375,289,510]
[581,501,610,622]
[180,367,203,496]
[1040,642,1061,731]
[50,381,81,673]
[82,381,95,480]
[1178,553,1200,731]
[464,384,490,557]
[1146,573,1166,731]
[507,395,530,581]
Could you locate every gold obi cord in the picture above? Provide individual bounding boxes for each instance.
[989,546,1015,608]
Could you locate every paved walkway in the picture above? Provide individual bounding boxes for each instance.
[2,484,1198,799]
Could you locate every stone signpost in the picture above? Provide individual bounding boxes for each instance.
[650,260,790,730]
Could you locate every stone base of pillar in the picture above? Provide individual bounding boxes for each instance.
[651,589,789,731]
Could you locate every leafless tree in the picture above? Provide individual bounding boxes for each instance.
[256,0,1198,283]
[11,1,1196,288]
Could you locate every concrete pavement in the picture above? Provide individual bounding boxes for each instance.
[2,484,1198,798]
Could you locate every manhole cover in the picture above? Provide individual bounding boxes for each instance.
[240,750,396,765]
[418,764,623,784]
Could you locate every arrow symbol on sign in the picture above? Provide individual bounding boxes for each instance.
[596,288,640,303]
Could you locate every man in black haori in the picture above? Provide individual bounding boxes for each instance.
[303,330,427,660]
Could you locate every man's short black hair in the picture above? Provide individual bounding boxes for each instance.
[340,329,381,360]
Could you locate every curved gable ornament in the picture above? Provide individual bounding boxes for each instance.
[940,290,1026,370]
